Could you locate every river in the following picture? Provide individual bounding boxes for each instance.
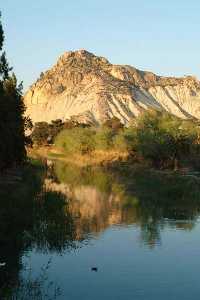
[1,161,200,299]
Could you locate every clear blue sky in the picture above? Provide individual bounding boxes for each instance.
[1,0,200,91]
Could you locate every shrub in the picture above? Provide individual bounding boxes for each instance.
[55,127,96,154]
[31,119,92,146]
[134,110,199,169]
[94,127,115,150]
[31,119,66,145]
[31,122,50,145]
[113,128,136,152]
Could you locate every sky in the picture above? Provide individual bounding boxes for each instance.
[1,0,200,91]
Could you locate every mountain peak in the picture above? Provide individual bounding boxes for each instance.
[56,49,110,69]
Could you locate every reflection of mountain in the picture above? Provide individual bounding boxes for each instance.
[45,178,124,238]
[45,161,200,248]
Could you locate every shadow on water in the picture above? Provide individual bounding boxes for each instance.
[0,160,200,298]
[0,162,78,299]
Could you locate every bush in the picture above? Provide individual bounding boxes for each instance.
[32,111,200,171]
[31,119,68,145]
[94,127,115,150]
[55,127,96,154]
[134,110,199,169]
[31,122,50,146]
[31,119,92,146]
[113,128,136,152]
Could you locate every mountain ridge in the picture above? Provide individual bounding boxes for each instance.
[24,49,200,125]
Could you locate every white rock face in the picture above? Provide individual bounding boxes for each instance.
[24,50,200,124]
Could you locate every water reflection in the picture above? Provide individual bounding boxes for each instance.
[0,165,78,298]
[0,161,200,298]
[45,161,200,247]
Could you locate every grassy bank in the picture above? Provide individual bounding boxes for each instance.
[28,146,130,166]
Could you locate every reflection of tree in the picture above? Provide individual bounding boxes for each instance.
[30,191,77,253]
[119,168,200,247]
[50,162,200,248]
[0,165,79,298]
[12,259,61,300]
[140,222,161,248]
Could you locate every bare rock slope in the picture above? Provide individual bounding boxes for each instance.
[24,50,200,124]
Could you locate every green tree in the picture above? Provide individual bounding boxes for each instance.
[0,12,26,170]
[55,127,96,154]
[113,128,136,152]
[94,127,114,150]
[135,110,198,169]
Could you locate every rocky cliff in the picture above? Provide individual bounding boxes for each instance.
[24,50,200,125]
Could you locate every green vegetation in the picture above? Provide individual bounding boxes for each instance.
[31,119,67,146]
[0,12,26,170]
[31,119,90,146]
[53,112,200,170]
[55,127,96,154]
[134,110,199,169]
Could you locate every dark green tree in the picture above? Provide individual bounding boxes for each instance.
[135,110,198,169]
[31,122,50,145]
[0,12,26,170]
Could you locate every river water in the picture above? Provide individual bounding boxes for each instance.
[1,161,200,299]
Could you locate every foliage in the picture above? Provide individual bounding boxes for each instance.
[24,116,33,131]
[31,119,66,145]
[94,127,114,150]
[113,128,136,152]
[133,110,199,169]
[31,119,90,146]
[31,122,51,145]
[33,107,200,170]
[0,13,26,170]
[55,127,96,154]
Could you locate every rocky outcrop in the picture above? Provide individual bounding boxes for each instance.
[24,49,200,124]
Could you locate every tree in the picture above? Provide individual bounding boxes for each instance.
[31,119,65,145]
[103,117,124,132]
[0,13,26,170]
[134,110,199,169]
[55,127,95,154]
[31,122,50,145]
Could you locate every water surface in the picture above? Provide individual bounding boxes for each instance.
[1,161,200,299]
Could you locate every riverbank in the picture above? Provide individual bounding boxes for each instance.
[27,146,200,181]
[28,146,131,166]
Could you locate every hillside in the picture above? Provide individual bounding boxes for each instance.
[24,50,200,125]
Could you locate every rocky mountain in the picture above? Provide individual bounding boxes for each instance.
[24,50,200,125]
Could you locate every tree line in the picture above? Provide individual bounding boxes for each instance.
[31,111,200,170]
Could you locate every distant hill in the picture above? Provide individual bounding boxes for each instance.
[24,49,200,125]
